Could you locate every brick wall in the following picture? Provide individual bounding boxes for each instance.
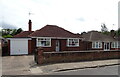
[35,49,120,64]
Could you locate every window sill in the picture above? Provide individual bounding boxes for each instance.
[67,46,80,47]
[37,46,51,47]
[92,48,102,49]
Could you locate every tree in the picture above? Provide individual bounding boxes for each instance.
[2,28,23,38]
[101,23,108,32]
[15,28,23,35]
[11,29,17,36]
[81,31,86,35]
[115,28,120,36]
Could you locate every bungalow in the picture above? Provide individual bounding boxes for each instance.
[82,31,119,50]
[8,20,86,55]
[29,25,87,52]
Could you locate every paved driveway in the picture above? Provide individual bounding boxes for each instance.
[2,55,35,75]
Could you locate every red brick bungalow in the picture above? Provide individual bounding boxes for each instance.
[29,25,87,52]
[8,20,87,55]
[82,31,120,51]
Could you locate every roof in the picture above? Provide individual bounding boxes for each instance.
[13,31,34,38]
[82,31,116,42]
[29,25,82,38]
[114,35,120,41]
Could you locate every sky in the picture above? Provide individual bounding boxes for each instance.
[0,0,119,33]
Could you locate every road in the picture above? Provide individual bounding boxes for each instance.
[50,65,120,75]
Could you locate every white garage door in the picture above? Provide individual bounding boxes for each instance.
[10,39,28,55]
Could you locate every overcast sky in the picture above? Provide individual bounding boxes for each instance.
[0,0,119,33]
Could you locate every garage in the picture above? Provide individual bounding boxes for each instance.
[10,38,29,55]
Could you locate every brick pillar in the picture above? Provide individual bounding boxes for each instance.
[37,47,44,64]
[28,40,32,54]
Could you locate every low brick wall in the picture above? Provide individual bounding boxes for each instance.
[34,49,120,64]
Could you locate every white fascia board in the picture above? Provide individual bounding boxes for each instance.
[7,38,32,40]
[31,36,82,39]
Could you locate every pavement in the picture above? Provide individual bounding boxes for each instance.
[2,55,120,75]
[30,59,120,75]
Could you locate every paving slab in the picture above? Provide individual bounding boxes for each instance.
[30,59,120,74]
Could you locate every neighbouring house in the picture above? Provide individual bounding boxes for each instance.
[1,37,9,56]
[82,31,120,50]
[0,36,2,56]
[112,35,120,50]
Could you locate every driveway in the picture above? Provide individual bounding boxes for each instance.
[2,55,35,75]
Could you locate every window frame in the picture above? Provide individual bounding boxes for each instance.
[111,41,120,48]
[67,38,79,47]
[36,38,51,47]
[92,41,102,49]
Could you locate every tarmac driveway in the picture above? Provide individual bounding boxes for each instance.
[2,55,35,75]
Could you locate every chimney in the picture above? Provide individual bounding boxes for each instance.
[28,20,32,31]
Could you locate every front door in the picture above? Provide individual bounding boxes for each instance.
[56,40,60,52]
[104,42,110,50]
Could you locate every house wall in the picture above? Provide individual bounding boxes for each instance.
[39,39,56,52]
[86,42,120,50]
[110,42,120,50]
[31,38,37,53]
[28,40,32,54]
[40,39,87,52]
[87,42,104,50]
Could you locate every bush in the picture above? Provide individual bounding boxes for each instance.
[2,35,13,38]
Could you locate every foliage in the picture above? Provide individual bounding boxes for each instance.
[115,28,120,36]
[1,28,23,38]
[101,23,108,32]
[16,28,23,34]
[102,31,110,35]
[2,34,13,38]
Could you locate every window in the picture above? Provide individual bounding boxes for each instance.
[67,39,79,47]
[37,38,51,47]
[118,42,120,48]
[111,41,120,48]
[92,42,102,48]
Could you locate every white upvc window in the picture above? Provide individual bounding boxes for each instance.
[67,38,79,47]
[37,38,51,47]
[111,41,120,48]
[92,41,102,48]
